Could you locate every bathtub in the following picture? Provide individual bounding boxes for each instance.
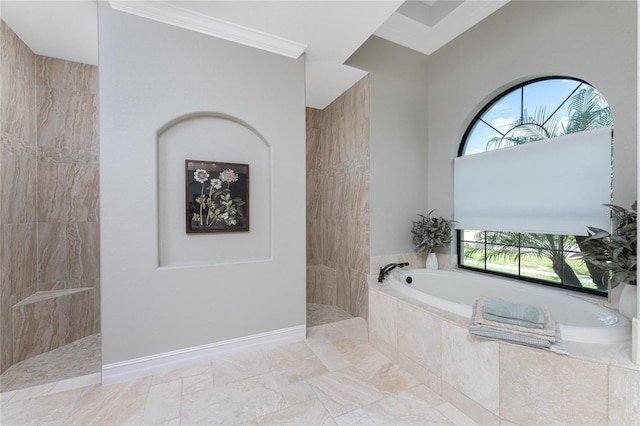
[386,268,631,344]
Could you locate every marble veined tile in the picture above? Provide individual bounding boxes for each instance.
[261,341,318,372]
[0,385,83,425]
[306,268,337,307]
[1,24,36,147]
[65,377,152,425]
[3,317,486,426]
[305,76,370,319]
[340,340,420,397]
[344,342,395,380]
[181,379,261,425]
[1,21,36,77]
[36,56,98,160]
[36,56,98,94]
[350,270,368,318]
[307,321,352,344]
[1,144,37,224]
[306,337,353,372]
[37,222,100,285]
[329,317,368,342]
[36,160,99,223]
[211,351,270,385]
[272,355,329,388]
[182,369,215,396]
[141,379,182,425]
[151,360,211,386]
[368,288,398,348]
[500,344,608,425]
[441,321,499,415]
[262,341,330,387]
[258,398,335,425]
[308,369,385,417]
[12,289,96,364]
[608,365,640,425]
[36,87,98,157]
[334,408,376,425]
[365,384,454,425]
[0,333,100,393]
[220,372,287,419]
[279,379,317,406]
[398,299,442,376]
[367,361,421,396]
[2,223,37,302]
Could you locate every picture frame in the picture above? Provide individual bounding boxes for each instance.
[185,160,249,233]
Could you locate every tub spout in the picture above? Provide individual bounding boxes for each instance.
[378,262,409,283]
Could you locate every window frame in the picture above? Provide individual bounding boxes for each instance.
[456,76,610,297]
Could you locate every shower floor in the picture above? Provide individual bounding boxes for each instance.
[306,303,353,327]
[0,333,101,393]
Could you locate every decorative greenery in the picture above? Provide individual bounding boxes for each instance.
[411,210,455,256]
[580,202,637,287]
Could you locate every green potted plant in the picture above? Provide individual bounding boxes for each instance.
[411,210,455,270]
[581,202,637,319]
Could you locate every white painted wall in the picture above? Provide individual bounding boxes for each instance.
[346,36,429,257]
[99,4,306,365]
[346,1,636,264]
[157,114,271,267]
[426,0,637,229]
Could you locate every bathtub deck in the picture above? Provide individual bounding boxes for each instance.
[368,279,640,425]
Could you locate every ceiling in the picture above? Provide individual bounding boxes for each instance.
[0,0,509,109]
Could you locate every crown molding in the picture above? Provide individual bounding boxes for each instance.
[108,1,307,59]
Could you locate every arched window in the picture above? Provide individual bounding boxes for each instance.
[456,77,612,295]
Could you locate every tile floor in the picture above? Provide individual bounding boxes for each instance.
[0,315,477,425]
[0,304,349,394]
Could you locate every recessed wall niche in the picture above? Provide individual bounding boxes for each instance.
[157,113,271,267]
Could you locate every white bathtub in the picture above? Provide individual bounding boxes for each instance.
[386,268,631,344]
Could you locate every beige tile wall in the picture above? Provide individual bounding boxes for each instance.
[0,21,99,372]
[306,76,370,318]
[369,282,640,425]
[0,21,38,373]
[35,56,99,298]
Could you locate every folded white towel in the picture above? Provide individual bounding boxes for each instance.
[483,299,545,328]
[469,299,569,355]
[474,298,557,339]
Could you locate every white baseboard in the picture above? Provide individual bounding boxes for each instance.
[101,324,306,385]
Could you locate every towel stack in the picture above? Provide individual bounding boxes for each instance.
[469,298,568,355]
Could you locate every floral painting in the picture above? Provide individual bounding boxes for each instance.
[185,160,249,233]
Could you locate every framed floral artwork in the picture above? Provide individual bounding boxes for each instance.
[185,160,249,233]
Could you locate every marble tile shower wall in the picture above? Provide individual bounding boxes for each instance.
[1,21,38,373]
[0,21,99,373]
[35,57,99,292]
[306,76,370,318]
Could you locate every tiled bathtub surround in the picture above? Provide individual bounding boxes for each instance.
[306,76,370,318]
[368,279,640,425]
[0,21,99,374]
